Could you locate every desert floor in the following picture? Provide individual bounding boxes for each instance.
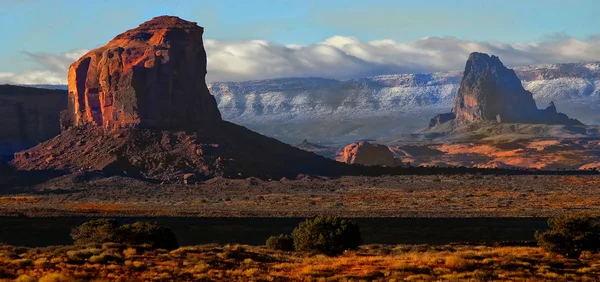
[1,174,599,218]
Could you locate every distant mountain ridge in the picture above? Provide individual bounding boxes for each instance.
[27,61,600,123]
[208,61,600,124]
[26,61,600,143]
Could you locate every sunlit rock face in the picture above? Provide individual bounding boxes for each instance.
[342,141,401,167]
[64,16,221,130]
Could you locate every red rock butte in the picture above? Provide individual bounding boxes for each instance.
[63,16,221,130]
[13,16,349,181]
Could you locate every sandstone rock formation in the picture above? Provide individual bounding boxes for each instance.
[342,141,401,167]
[0,85,66,160]
[12,16,344,181]
[63,16,221,130]
[429,52,582,127]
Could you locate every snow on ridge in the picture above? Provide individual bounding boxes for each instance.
[210,61,600,124]
[23,61,600,125]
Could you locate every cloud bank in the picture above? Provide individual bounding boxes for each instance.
[2,35,600,85]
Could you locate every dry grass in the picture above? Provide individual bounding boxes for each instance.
[0,243,599,281]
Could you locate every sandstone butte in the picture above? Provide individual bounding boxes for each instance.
[62,16,221,130]
[342,141,402,167]
[429,52,582,127]
[12,16,347,181]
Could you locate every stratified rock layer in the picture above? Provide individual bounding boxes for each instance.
[0,85,66,160]
[429,52,582,127]
[63,16,221,130]
[342,141,401,167]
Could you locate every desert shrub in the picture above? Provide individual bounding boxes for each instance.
[34,257,51,267]
[14,275,37,282]
[89,253,123,264]
[71,219,121,245]
[10,258,32,267]
[535,214,600,259]
[119,221,178,250]
[265,234,294,251]
[38,273,75,282]
[71,219,178,250]
[123,247,138,257]
[291,217,362,256]
[66,248,102,261]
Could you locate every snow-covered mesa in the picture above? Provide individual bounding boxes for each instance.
[209,62,600,124]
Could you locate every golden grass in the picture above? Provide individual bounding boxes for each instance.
[1,243,599,281]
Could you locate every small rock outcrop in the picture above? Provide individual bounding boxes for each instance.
[12,16,345,181]
[342,141,401,167]
[63,16,221,130]
[0,85,66,160]
[429,52,582,127]
[428,112,456,128]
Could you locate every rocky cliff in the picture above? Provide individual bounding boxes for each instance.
[12,16,344,181]
[0,85,66,160]
[63,16,221,130]
[429,52,582,127]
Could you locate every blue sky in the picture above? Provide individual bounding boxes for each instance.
[1,0,600,83]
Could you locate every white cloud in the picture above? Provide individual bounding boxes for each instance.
[2,36,600,85]
[0,49,88,85]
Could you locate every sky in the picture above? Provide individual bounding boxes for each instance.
[1,0,600,84]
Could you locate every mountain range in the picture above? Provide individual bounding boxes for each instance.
[27,61,600,144]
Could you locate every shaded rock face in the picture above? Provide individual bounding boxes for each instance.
[430,52,582,127]
[0,85,66,160]
[453,53,538,123]
[63,16,221,130]
[12,123,345,180]
[342,142,401,167]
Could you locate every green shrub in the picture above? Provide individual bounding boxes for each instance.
[71,219,178,250]
[119,221,179,250]
[535,214,600,259]
[265,234,294,251]
[291,217,362,256]
[71,219,120,245]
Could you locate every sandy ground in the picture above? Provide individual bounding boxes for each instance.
[1,174,599,218]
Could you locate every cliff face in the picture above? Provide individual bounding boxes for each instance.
[429,52,582,127]
[0,85,66,160]
[64,16,221,130]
